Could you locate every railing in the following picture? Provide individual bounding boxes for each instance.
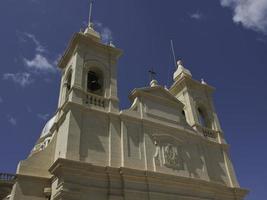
[193,124,218,139]
[0,173,16,182]
[201,127,217,138]
[84,93,105,108]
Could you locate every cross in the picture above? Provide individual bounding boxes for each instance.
[148,68,157,81]
[88,0,95,27]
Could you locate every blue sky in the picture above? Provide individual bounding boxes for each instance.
[0,0,267,199]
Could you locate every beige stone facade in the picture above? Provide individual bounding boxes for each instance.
[7,24,248,200]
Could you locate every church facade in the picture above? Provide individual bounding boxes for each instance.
[7,13,248,200]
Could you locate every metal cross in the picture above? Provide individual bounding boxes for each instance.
[149,68,157,81]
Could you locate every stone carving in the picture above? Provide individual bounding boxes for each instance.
[163,144,184,170]
[153,140,162,168]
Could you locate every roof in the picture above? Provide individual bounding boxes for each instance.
[40,115,56,138]
[129,84,184,108]
[57,32,123,69]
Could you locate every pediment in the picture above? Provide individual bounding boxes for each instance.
[130,86,184,109]
[127,85,189,126]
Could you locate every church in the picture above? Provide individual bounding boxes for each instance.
[4,3,248,200]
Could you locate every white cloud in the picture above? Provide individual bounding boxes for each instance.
[8,116,17,126]
[17,32,57,73]
[37,113,50,121]
[257,37,267,43]
[190,12,203,20]
[53,54,62,66]
[220,0,267,34]
[101,27,113,44]
[95,22,113,44]
[3,72,33,87]
[23,54,56,73]
[24,32,46,53]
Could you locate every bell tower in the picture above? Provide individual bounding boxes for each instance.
[53,3,122,164]
[57,1,122,113]
[57,29,122,113]
[169,60,225,143]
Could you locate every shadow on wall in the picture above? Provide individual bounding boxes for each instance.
[204,145,228,184]
[79,111,109,162]
[148,133,228,185]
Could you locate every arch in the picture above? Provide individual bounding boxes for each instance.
[182,110,186,118]
[86,68,104,95]
[63,69,73,102]
[65,69,73,92]
[83,60,108,96]
[197,107,206,127]
[197,105,212,129]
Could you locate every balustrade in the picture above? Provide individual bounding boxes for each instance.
[0,173,16,182]
[201,127,217,138]
[85,93,105,108]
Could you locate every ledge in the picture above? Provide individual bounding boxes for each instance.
[49,158,249,200]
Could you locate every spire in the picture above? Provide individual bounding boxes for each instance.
[173,60,192,81]
[84,0,101,41]
[170,40,177,69]
[88,0,94,28]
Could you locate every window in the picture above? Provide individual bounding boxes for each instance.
[87,70,103,95]
[66,71,72,92]
[198,108,207,127]
[182,110,185,116]
[182,110,186,118]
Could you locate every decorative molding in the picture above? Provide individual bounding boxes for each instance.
[162,144,184,170]
[153,135,185,171]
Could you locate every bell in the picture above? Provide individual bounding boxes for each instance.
[87,71,101,92]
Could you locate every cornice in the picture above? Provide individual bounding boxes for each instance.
[49,158,248,199]
[58,33,123,69]
[169,75,215,95]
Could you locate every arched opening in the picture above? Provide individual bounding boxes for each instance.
[66,71,72,92]
[87,69,103,96]
[64,70,72,102]
[182,110,186,119]
[197,107,209,128]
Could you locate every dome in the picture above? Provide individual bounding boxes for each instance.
[40,115,56,138]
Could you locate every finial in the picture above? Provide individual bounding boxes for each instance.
[201,78,207,85]
[150,79,158,87]
[148,68,157,81]
[88,0,95,28]
[177,60,183,67]
[84,0,101,41]
[173,59,192,81]
[148,68,158,87]
[109,41,115,47]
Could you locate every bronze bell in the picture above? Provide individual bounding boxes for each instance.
[87,71,101,92]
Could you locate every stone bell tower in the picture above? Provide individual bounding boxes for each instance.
[169,60,225,143]
[9,5,123,200]
[54,23,122,163]
[58,26,122,113]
